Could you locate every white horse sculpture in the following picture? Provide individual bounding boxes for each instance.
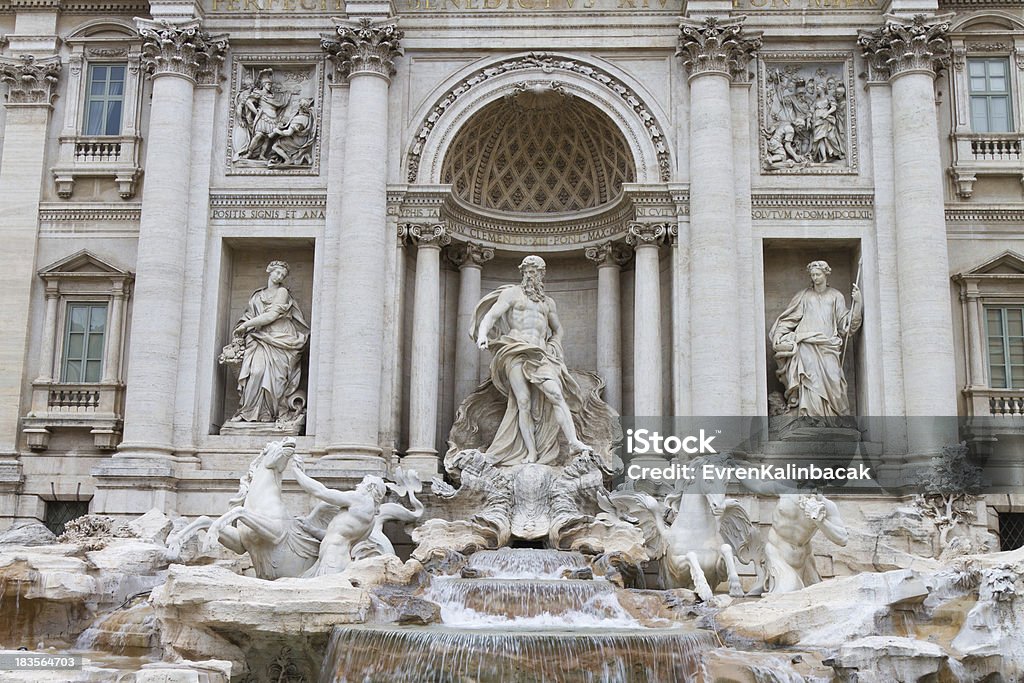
[611,455,763,601]
[167,437,328,580]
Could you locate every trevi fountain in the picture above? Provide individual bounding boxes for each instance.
[1,257,1020,682]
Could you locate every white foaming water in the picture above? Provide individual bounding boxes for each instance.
[464,548,589,579]
[432,589,656,629]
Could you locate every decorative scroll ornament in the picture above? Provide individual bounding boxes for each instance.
[625,222,668,247]
[137,18,229,84]
[321,18,404,81]
[0,55,62,105]
[677,16,762,80]
[448,242,495,268]
[584,241,631,267]
[406,222,452,248]
[858,14,953,81]
[406,52,671,183]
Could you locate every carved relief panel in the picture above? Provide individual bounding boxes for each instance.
[226,54,324,175]
[757,52,858,175]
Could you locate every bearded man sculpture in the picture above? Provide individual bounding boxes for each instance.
[468,255,612,469]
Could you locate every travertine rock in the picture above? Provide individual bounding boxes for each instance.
[716,569,928,646]
[128,508,175,545]
[828,637,950,683]
[0,520,57,546]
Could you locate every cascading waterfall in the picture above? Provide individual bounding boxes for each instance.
[319,549,718,683]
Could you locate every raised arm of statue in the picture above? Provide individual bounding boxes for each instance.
[816,498,849,547]
[293,464,362,509]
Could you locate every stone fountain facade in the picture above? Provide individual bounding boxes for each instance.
[1,0,1024,679]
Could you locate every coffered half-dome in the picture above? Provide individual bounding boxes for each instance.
[441,86,636,214]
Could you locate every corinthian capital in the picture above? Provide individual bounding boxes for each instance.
[322,17,404,82]
[448,242,494,268]
[585,241,631,267]
[625,223,669,248]
[0,55,61,106]
[405,223,451,249]
[677,17,761,80]
[136,18,229,84]
[859,14,953,81]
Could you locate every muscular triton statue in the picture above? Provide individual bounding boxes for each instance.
[473,255,594,466]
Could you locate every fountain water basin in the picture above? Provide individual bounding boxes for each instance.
[321,548,717,682]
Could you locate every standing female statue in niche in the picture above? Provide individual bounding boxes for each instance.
[220,260,309,432]
[769,260,862,418]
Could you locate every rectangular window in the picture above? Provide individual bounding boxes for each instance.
[987,306,1024,389]
[968,58,1012,133]
[44,500,90,537]
[83,64,126,136]
[62,303,107,383]
[999,512,1024,551]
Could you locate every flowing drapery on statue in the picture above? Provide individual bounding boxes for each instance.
[446,256,619,474]
[220,260,310,433]
[769,260,862,417]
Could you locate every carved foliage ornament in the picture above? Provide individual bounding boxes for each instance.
[677,17,762,80]
[0,55,62,105]
[858,14,953,80]
[407,52,671,183]
[448,242,495,268]
[321,18,404,81]
[137,19,229,84]
[584,241,631,266]
[625,222,669,247]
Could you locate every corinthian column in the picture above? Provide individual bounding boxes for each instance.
[585,241,629,413]
[449,242,494,408]
[321,18,403,465]
[404,224,451,476]
[677,16,760,416]
[626,224,668,416]
[116,20,227,463]
[861,15,958,453]
[0,54,61,458]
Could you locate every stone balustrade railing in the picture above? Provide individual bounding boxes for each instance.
[964,387,1024,417]
[22,381,125,450]
[73,140,124,163]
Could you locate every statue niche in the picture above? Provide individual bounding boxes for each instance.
[219,260,310,436]
[413,256,646,581]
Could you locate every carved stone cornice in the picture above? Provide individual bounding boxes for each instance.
[136,18,229,85]
[625,222,669,248]
[677,17,761,81]
[584,241,631,267]
[403,223,451,249]
[447,242,494,269]
[322,18,403,82]
[859,14,954,81]
[0,55,61,106]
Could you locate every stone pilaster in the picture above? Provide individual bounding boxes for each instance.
[449,242,494,409]
[626,223,668,417]
[585,241,629,413]
[677,16,760,417]
[861,14,958,454]
[404,223,451,476]
[0,50,61,468]
[113,19,228,467]
[321,18,403,465]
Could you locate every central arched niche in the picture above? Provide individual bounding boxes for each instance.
[441,86,636,215]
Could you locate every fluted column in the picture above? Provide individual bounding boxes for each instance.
[450,242,494,408]
[627,224,668,416]
[0,54,61,456]
[102,283,127,384]
[115,20,227,462]
[404,224,450,475]
[861,14,958,454]
[321,18,403,464]
[677,16,760,416]
[35,284,61,383]
[585,241,629,413]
